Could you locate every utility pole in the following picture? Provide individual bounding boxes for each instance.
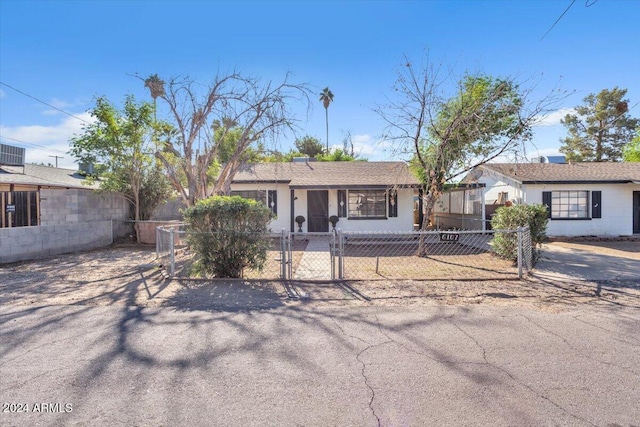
[49,155,63,167]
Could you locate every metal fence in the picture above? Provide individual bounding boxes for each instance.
[156,225,534,281]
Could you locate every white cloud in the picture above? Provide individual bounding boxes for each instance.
[0,88,5,98]
[534,108,574,127]
[0,112,94,169]
[50,97,74,109]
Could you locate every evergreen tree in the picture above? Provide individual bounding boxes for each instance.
[560,88,638,162]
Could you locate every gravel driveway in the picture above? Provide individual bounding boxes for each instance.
[1,243,638,311]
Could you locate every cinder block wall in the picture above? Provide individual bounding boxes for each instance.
[0,189,130,263]
[40,188,129,225]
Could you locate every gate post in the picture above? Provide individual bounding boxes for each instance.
[280,229,288,280]
[337,229,344,279]
[517,227,523,279]
[330,231,336,280]
[169,227,175,277]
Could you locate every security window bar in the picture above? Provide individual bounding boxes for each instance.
[348,189,387,218]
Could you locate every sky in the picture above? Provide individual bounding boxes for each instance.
[1,0,639,169]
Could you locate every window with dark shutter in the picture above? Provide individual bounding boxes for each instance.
[592,191,601,218]
[542,191,552,219]
[388,190,398,217]
[337,190,347,217]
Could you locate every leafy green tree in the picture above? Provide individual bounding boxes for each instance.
[622,129,640,162]
[138,166,174,220]
[69,96,172,239]
[183,196,273,278]
[560,88,639,162]
[491,204,548,262]
[316,149,361,162]
[377,56,562,255]
[320,87,334,152]
[294,135,324,157]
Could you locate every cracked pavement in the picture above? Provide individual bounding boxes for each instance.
[2,303,639,426]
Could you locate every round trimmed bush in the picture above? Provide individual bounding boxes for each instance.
[183,196,274,278]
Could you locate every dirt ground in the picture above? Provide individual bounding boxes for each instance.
[1,243,639,312]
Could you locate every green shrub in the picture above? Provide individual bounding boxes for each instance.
[183,196,274,278]
[491,204,548,262]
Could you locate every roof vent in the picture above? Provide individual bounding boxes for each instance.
[0,143,26,166]
[530,155,566,164]
[79,162,95,175]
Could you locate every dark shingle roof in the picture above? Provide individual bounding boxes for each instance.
[232,161,421,188]
[477,162,640,184]
[0,164,92,189]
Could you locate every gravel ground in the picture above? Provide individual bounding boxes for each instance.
[1,243,639,311]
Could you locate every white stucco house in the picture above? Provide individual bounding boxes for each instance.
[229,160,422,233]
[462,162,640,237]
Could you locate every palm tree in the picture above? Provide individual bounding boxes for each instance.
[320,87,334,153]
[144,74,165,122]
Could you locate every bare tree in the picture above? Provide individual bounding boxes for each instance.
[377,55,566,254]
[143,72,311,206]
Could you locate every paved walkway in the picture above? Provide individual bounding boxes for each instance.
[293,236,333,280]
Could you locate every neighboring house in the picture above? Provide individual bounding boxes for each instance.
[0,160,129,263]
[462,162,640,237]
[230,160,422,232]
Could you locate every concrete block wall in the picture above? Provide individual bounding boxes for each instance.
[151,198,185,220]
[40,188,129,225]
[0,221,113,263]
[0,189,130,264]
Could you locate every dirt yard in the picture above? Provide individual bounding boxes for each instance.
[1,243,638,312]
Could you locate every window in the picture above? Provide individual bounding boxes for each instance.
[230,190,277,215]
[544,190,589,219]
[348,189,387,218]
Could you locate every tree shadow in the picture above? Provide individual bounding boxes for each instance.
[163,279,286,312]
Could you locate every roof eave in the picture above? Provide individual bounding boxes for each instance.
[521,180,633,185]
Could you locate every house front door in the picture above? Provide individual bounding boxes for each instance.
[633,191,640,234]
[307,190,329,232]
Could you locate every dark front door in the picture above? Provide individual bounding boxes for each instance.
[307,190,329,232]
[634,191,640,234]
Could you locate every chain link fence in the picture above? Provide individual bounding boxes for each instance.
[156,225,533,281]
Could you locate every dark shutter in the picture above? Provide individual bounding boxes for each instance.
[592,191,601,219]
[337,190,347,217]
[388,190,398,217]
[542,191,552,219]
[267,190,277,215]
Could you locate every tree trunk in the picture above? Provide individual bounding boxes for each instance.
[133,186,141,243]
[325,107,329,153]
[417,192,436,257]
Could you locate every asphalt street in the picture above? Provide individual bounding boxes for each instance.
[1,304,639,426]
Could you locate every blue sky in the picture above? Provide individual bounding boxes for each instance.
[1,0,639,169]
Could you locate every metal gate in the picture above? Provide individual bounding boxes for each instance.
[282,231,337,280]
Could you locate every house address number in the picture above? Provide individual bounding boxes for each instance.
[439,232,459,242]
